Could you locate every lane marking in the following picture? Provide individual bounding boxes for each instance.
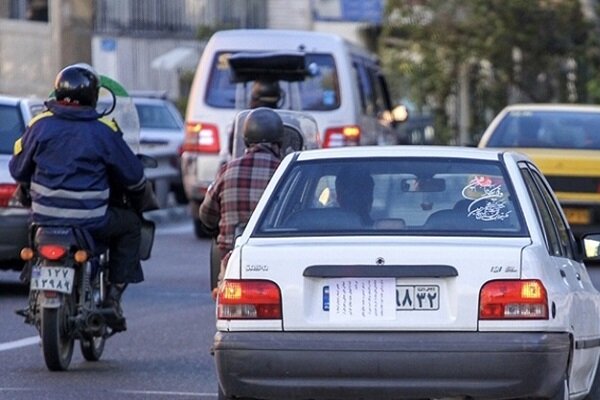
[0,336,39,352]
[116,389,214,397]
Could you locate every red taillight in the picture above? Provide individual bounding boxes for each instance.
[323,125,361,148]
[0,183,17,207]
[181,121,220,153]
[479,279,548,320]
[38,245,67,261]
[217,280,282,319]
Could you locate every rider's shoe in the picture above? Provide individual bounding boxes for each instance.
[15,307,29,317]
[104,283,127,332]
[15,307,35,324]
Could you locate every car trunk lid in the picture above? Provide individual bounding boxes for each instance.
[239,236,529,331]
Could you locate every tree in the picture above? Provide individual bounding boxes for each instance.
[381,0,595,144]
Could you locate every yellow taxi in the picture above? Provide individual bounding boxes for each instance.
[478,103,600,238]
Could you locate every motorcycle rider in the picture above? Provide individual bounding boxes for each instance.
[9,63,150,332]
[199,107,284,298]
[228,79,282,155]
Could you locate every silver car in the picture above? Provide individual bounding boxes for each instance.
[132,94,187,205]
[0,95,44,272]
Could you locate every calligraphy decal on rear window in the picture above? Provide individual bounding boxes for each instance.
[462,176,512,222]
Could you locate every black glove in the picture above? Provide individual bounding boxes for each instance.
[12,183,32,207]
[198,219,219,238]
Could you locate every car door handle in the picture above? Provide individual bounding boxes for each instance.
[560,269,567,278]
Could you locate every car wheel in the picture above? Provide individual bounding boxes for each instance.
[172,184,189,205]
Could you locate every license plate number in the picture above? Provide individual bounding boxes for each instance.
[322,282,441,313]
[564,208,591,225]
[30,266,75,294]
[396,285,439,310]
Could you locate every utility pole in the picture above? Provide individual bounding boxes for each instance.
[50,0,93,70]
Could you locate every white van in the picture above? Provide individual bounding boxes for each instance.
[182,29,404,237]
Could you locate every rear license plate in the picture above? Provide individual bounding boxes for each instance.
[563,208,591,225]
[30,266,75,294]
[396,285,440,310]
[322,280,441,317]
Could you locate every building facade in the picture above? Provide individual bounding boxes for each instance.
[0,0,384,99]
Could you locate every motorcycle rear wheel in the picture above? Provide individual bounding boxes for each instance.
[41,298,75,371]
[80,335,105,361]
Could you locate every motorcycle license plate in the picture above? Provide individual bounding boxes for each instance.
[30,266,75,294]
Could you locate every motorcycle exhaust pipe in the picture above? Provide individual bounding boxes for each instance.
[85,312,105,334]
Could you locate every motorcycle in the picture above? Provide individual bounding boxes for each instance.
[15,76,157,371]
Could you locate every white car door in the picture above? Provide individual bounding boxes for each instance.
[521,163,600,395]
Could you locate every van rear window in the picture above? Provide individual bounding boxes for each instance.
[205,52,340,111]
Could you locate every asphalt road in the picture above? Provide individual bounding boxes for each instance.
[0,214,218,400]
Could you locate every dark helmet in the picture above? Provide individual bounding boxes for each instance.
[243,107,284,147]
[54,63,100,107]
[250,79,281,108]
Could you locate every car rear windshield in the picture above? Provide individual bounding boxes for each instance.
[487,110,600,149]
[134,103,182,130]
[0,104,25,155]
[205,51,340,111]
[255,157,526,236]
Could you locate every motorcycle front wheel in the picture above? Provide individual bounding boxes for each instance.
[41,295,75,371]
[80,335,105,361]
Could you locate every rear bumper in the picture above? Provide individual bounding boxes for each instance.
[213,331,571,400]
[0,211,29,270]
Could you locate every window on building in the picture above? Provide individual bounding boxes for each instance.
[9,0,48,22]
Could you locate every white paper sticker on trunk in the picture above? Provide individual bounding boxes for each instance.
[328,278,395,321]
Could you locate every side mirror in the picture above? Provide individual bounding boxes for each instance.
[582,233,600,260]
[137,154,158,168]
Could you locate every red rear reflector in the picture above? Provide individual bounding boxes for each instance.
[39,245,67,261]
[479,279,548,320]
[217,280,282,319]
[0,183,17,207]
[323,125,361,147]
[181,121,220,153]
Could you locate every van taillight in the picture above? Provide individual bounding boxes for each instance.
[217,280,282,319]
[39,245,67,261]
[479,279,548,320]
[181,121,220,153]
[0,183,17,207]
[323,125,361,147]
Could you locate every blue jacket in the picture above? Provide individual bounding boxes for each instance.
[9,100,146,230]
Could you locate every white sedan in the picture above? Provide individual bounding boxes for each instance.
[214,145,600,400]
